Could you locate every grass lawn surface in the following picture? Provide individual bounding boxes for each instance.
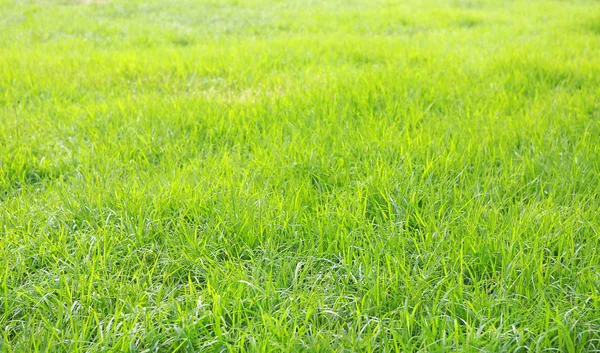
[1,0,600,351]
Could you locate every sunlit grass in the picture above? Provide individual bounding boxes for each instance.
[1,0,600,351]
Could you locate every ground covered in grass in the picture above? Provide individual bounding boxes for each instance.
[1,0,600,351]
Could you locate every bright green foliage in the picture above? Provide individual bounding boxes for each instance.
[1,0,600,351]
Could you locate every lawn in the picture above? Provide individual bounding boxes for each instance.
[1,0,600,351]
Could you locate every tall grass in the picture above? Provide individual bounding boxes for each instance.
[1,0,600,351]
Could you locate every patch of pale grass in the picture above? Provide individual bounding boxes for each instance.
[72,0,109,4]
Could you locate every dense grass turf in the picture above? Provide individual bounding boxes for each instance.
[1,0,600,351]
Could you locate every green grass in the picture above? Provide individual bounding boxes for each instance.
[1,0,600,351]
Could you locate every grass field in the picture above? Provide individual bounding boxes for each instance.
[1,0,600,351]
